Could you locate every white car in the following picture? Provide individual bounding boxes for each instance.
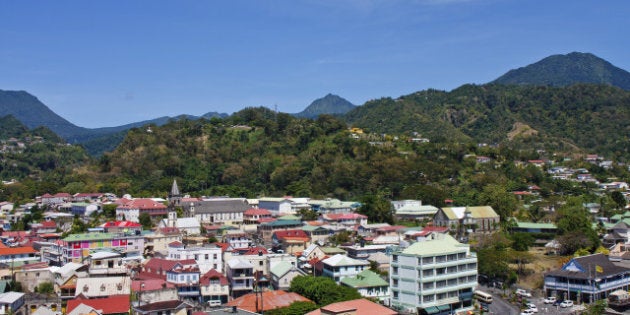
[560,300,574,308]
[516,289,532,297]
[543,296,556,304]
[520,309,535,315]
[526,304,538,313]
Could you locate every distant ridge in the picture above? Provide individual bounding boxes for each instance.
[295,93,356,118]
[0,89,228,155]
[493,52,630,90]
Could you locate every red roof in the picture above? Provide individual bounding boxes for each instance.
[258,217,276,223]
[213,242,230,253]
[66,295,130,315]
[74,193,103,198]
[273,229,309,241]
[376,225,405,232]
[131,278,175,291]
[101,221,142,228]
[226,290,312,313]
[244,208,272,216]
[199,269,228,286]
[239,246,268,255]
[306,298,397,315]
[41,220,56,228]
[168,241,184,247]
[118,198,167,210]
[0,246,37,256]
[143,258,197,277]
[324,213,367,220]
[412,226,450,237]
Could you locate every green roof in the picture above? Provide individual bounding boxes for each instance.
[277,214,301,221]
[270,261,293,278]
[515,221,557,229]
[261,220,303,227]
[400,234,467,256]
[320,247,346,255]
[340,269,388,288]
[63,232,118,242]
[302,225,328,232]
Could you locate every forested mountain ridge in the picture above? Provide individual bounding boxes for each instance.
[493,52,630,90]
[0,115,91,184]
[344,84,630,160]
[295,94,356,118]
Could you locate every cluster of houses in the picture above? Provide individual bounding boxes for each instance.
[3,175,630,315]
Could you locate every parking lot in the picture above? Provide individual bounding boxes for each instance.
[482,286,585,315]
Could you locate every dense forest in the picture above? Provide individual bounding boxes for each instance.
[1,84,630,222]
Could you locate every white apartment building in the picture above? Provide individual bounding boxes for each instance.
[321,254,370,284]
[167,242,222,274]
[390,233,477,315]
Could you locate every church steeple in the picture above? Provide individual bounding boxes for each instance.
[168,179,181,208]
[170,179,180,197]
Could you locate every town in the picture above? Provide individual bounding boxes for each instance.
[0,154,629,315]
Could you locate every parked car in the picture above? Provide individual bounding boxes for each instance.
[543,296,557,304]
[553,299,563,307]
[560,300,574,308]
[526,303,538,313]
[520,309,535,315]
[516,289,532,297]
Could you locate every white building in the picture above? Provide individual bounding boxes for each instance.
[321,254,370,283]
[389,233,477,314]
[166,242,222,274]
[225,258,254,299]
[158,212,201,235]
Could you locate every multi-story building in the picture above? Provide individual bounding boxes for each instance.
[199,269,229,305]
[144,228,182,256]
[221,230,252,249]
[226,258,255,298]
[321,254,369,283]
[166,242,222,274]
[116,198,168,222]
[45,232,144,265]
[257,219,304,246]
[389,233,477,314]
[258,197,311,216]
[0,247,39,265]
[544,253,630,304]
[86,251,128,276]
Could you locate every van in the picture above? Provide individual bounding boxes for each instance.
[208,300,221,307]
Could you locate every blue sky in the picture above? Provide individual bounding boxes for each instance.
[1,1,628,127]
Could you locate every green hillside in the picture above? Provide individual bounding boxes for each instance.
[295,94,356,118]
[344,84,630,160]
[493,52,630,90]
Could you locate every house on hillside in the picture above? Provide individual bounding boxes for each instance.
[433,206,500,233]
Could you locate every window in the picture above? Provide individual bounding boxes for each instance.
[392,255,398,263]
[393,291,399,299]
[213,254,218,259]
[393,279,398,287]
[205,254,209,260]
[259,261,263,266]
[424,295,434,302]
[195,255,199,260]
[392,267,398,275]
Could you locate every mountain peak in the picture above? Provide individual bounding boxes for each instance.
[492,52,630,90]
[295,94,356,119]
